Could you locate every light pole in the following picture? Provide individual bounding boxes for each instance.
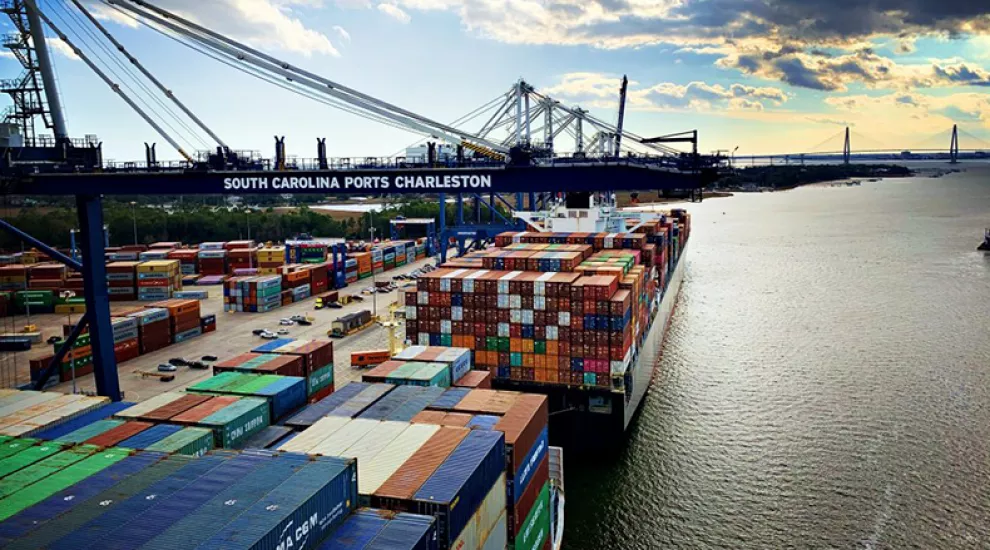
[129,201,138,244]
[368,210,377,320]
[732,146,739,170]
[60,290,76,394]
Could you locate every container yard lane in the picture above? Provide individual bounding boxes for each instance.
[7,254,439,402]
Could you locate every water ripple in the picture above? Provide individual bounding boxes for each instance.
[564,170,990,550]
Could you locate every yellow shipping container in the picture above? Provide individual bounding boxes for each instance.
[137,260,181,273]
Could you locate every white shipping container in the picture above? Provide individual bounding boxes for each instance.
[510,295,522,309]
[111,392,185,420]
[452,306,463,321]
[451,473,507,550]
[339,421,409,471]
[310,418,381,457]
[480,511,508,550]
[406,306,418,320]
[278,416,352,453]
[360,423,439,495]
[0,392,60,418]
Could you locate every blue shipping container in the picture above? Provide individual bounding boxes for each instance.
[358,385,424,421]
[50,454,266,550]
[412,430,505,549]
[16,454,229,550]
[510,426,549,505]
[30,402,135,441]
[387,387,446,422]
[465,415,500,431]
[0,451,163,545]
[284,382,369,429]
[117,423,184,450]
[141,453,318,550]
[428,388,470,411]
[365,512,438,550]
[253,376,307,420]
[193,455,358,550]
[252,338,295,353]
[318,508,389,549]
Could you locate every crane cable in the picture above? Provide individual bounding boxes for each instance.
[45,0,206,152]
[103,3,440,141]
[66,0,225,149]
[26,0,194,161]
[389,92,510,158]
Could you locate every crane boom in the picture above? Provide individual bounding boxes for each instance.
[614,75,628,155]
[70,0,227,149]
[109,0,509,154]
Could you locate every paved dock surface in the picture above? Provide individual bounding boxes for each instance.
[1,256,435,402]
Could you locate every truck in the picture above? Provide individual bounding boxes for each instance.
[329,309,374,338]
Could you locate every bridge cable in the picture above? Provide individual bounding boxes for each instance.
[67,0,227,149]
[47,1,207,152]
[26,0,193,161]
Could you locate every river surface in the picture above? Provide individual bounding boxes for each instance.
[564,166,990,549]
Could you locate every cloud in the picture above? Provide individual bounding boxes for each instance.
[377,3,410,23]
[824,91,990,129]
[932,63,990,85]
[49,38,80,61]
[357,1,990,90]
[332,25,351,42]
[542,73,788,113]
[99,0,339,56]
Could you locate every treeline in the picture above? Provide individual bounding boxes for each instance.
[716,164,913,189]
[0,198,506,250]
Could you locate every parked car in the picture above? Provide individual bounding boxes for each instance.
[188,361,209,370]
[168,358,187,366]
[277,328,290,335]
[279,318,294,326]
[252,329,266,336]
[201,355,218,362]
[157,364,177,372]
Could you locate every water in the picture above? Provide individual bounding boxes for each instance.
[564,166,990,549]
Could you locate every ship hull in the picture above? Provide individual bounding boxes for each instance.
[493,242,688,453]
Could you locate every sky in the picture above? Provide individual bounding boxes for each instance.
[4,0,990,160]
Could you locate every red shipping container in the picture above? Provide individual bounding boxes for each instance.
[308,384,334,404]
[170,396,240,424]
[85,421,153,447]
[140,394,212,422]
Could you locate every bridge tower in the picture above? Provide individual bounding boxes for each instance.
[950,124,959,164]
[842,127,851,165]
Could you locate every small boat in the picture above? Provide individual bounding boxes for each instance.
[979,229,990,252]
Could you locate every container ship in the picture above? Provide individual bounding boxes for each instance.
[405,192,690,450]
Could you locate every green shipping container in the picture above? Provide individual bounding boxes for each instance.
[514,481,551,550]
[0,441,67,479]
[0,446,131,522]
[0,445,96,498]
[534,340,546,355]
[308,364,334,395]
[14,291,53,306]
[226,374,283,395]
[187,372,244,393]
[406,363,451,388]
[0,438,36,460]
[196,397,269,448]
[55,420,124,444]
[145,427,215,457]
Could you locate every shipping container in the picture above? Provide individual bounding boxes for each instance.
[278,415,352,454]
[195,397,270,448]
[450,473,506,550]
[191,455,358,550]
[329,384,396,418]
[0,446,131,523]
[411,430,506,549]
[54,419,124,444]
[284,382,370,429]
[358,423,440,497]
[144,427,215,456]
[0,450,162,543]
[0,453,218,549]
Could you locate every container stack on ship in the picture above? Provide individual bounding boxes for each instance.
[405,193,691,449]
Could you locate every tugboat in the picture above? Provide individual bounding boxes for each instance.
[979,229,990,252]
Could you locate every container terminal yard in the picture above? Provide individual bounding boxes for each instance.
[0,0,716,548]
